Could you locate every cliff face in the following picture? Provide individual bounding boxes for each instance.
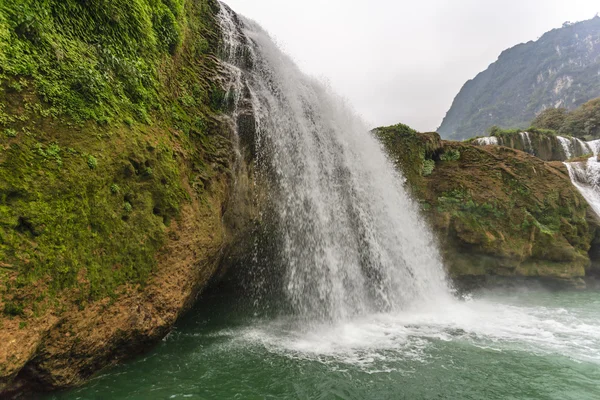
[471,129,592,162]
[0,0,254,394]
[376,124,600,287]
[438,16,600,141]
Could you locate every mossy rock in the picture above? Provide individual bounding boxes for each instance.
[0,0,249,393]
[376,123,599,283]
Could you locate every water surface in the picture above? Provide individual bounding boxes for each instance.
[50,288,600,400]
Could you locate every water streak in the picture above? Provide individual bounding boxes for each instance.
[520,131,534,154]
[564,139,600,218]
[557,136,573,159]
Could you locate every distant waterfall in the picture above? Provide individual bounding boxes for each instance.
[520,132,534,154]
[473,136,499,146]
[565,140,600,218]
[217,3,451,322]
[557,136,592,160]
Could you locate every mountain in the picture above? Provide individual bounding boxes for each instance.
[438,16,600,141]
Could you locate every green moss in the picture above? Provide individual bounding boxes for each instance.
[3,128,16,138]
[439,149,461,161]
[0,0,193,124]
[422,159,435,176]
[86,155,98,170]
[377,123,595,280]
[0,0,230,310]
[373,124,442,193]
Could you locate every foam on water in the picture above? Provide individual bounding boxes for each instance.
[228,293,600,368]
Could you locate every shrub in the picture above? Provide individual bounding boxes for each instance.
[4,128,17,137]
[422,159,435,176]
[87,155,98,170]
[440,149,461,161]
[4,302,24,317]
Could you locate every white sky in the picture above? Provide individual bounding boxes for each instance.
[223,0,599,131]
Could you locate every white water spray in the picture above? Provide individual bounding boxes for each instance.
[520,131,534,154]
[474,136,499,146]
[557,136,573,159]
[565,139,600,218]
[217,3,451,322]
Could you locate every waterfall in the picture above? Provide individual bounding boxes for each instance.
[217,3,451,322]
[520,131,534,154]
[557,136,592,160]
[474,136,499,146]
[557,136,573,159]
[564,139,600,218]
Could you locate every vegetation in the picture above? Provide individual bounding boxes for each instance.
[531,107,569,131]
[372,123,441,191]
[532,98,600,138]
[377,123,595,281]
[0,0,231,315]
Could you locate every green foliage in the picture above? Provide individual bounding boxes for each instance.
[440,149,461,161]
[0,0,188,123]
[437,189,504,220]
[34,142,63,167]
[531,108,568,131]
[87,155,98,170]
[3,128,17,138]
[559,98,600,138]
[0,126,188,301]
[422,159,435,176]
[0,0,229,311]
[373,123,442,193]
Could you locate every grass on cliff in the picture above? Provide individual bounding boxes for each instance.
[0,0,232,316]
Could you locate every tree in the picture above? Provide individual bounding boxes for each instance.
[531,108,568,131]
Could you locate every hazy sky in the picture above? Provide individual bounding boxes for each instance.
[224,0,599,131]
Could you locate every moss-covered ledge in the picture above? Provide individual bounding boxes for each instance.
[375,124,600,287]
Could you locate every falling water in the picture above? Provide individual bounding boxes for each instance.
[565,139,600,218]
[519,131,534,154]
[217,4,451,322]
[557,136,574,159]
[474,136,499,146]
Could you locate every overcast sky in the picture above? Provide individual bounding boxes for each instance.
[224,0,599,131]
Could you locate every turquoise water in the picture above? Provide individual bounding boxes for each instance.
[50,289,600,400]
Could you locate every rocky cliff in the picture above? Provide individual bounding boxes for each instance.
[376,124,600,287]
[0,0,253,395]
[438,16,600,140]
